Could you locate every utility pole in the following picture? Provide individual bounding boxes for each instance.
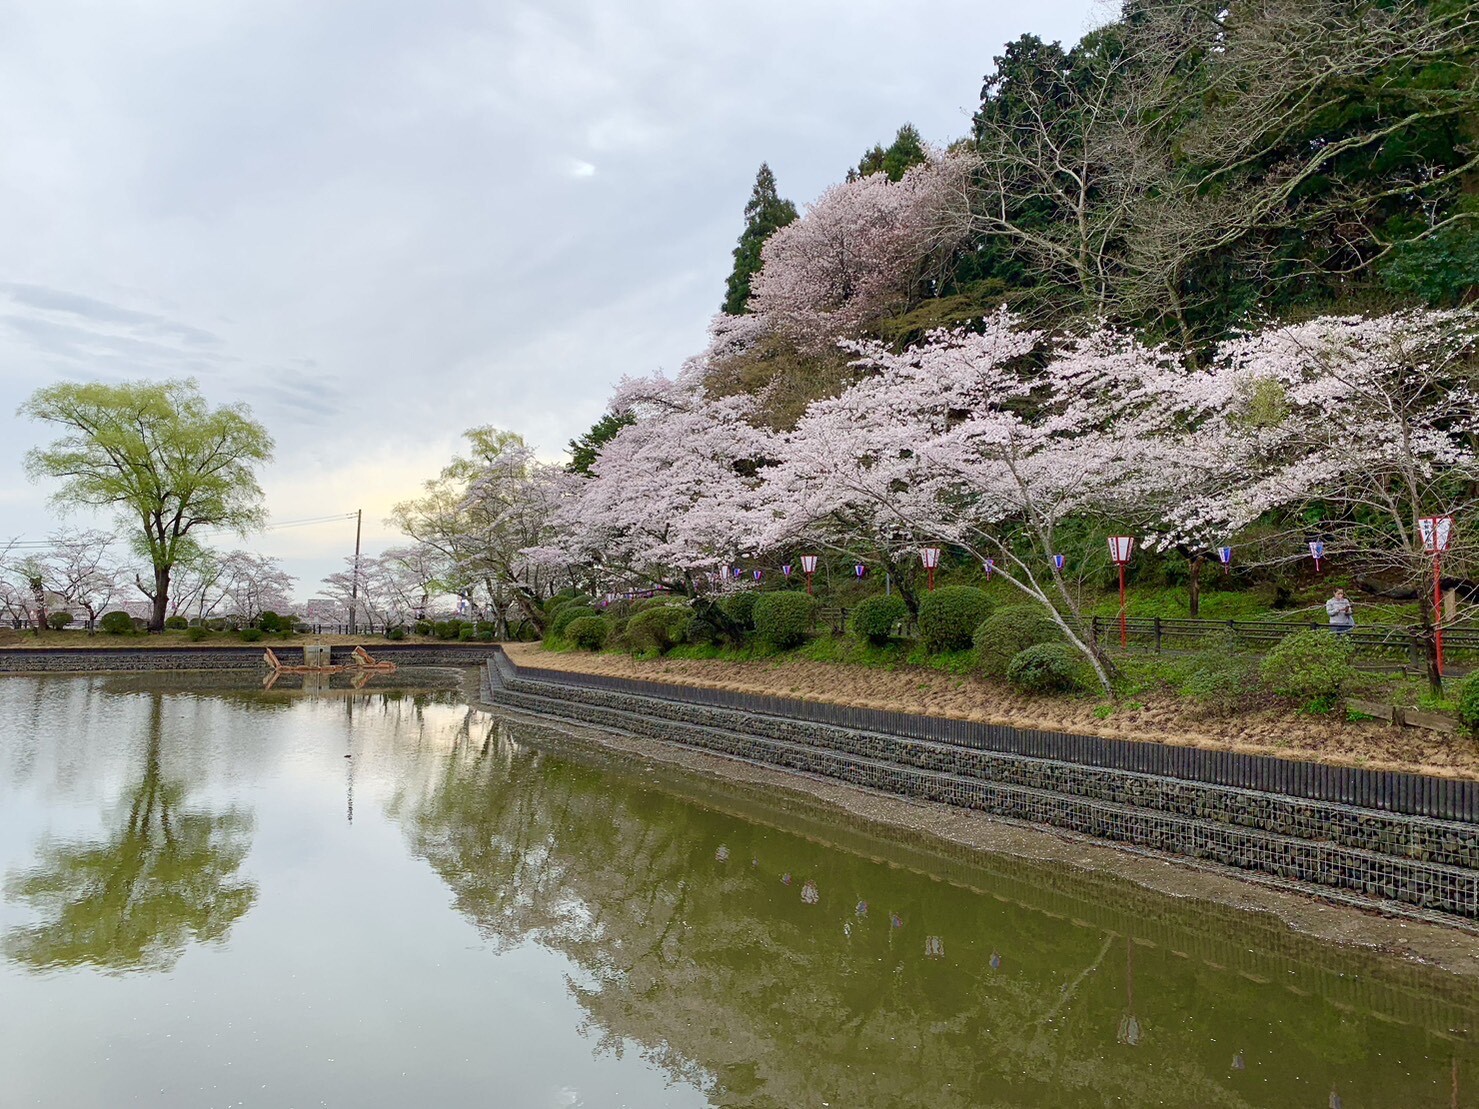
[349,508,362,634]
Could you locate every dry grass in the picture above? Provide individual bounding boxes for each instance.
[505,642,1479,780]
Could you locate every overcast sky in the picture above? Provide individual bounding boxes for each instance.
[0,0,1102,596]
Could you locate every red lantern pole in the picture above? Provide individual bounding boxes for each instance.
[1420,516,1453,677]
[1107,536,1134,649]
[1118,562,1128,649]
[1435,551,1444,676]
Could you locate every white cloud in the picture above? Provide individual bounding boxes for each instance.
[0,0,1103,592]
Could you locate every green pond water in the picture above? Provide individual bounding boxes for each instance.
[2,674,1477,1108]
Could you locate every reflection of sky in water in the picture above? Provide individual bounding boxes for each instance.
[1,674,1477,1108]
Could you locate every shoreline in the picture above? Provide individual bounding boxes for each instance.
[479,695,1479,979]
[504,641,1479,781]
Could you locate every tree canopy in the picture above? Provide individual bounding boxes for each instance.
[20,378,273,630]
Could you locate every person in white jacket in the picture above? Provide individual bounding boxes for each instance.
[1325,589,1355,636]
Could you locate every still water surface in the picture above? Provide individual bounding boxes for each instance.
[1,673,1477,1107]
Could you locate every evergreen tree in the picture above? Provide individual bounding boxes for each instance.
[721,163,798,315]
[851,123,928,182]
[567,411,635,476]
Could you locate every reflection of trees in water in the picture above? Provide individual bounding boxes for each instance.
[4,694,256,975]
[398,720,1465,1108]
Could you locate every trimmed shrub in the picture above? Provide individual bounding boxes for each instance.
[239,628,264,643]
[546,593,591,619]
[386,625,406,641]
[626,606,693,654]
[434,620,465,640]
[550,605,595,639]
[257,611,285,633]
[1259,630,1356,707]
[918,586,993,653]
[753,591,816,649]
[1458,676,1479,737]
[458,626,478,641]
[566,615,609,651]
[719,591,758,631]
[47,612,74,631]
[1180,650,1261,711]
[185,625,210,642]
[163,615,189,631]
[414,621,433,637]
[974,606,1061,676]
[849,593,908,645]
[478,629,495,642]
[99,611,134,636]
[1006,644,1083,693]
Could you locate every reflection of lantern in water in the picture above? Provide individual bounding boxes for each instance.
[781,873,792,886]
[715,844,729,862]
[989,951,1001,971]
[1116,937,1143,1046]
[855,900,868,917]
[801,880,819,905]
[925,935,944,959]
[1231,1053,1245,1071]
[890,912,904,929]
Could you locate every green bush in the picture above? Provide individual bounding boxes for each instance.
[386,625,406,641]
[257,611,285,633]
[1005,644,1083,693]
[47,612,74,631]
[1180,649,1261,711]
[99,611,134,635]
[458,626,478,641]
[974,605,1061,675]
[1259,630,1356,705]
[1457,676,1479,736]
[546,593,591,619]
[849,593,908,645]
[918,586,993,653]
[414,621,433,637]
[239,628,264,643]
[434,620,466,641]
[550,605,595,639]
[566,615,609,651]
[163,615,189,631]
[719,591,758,631]
[185,625,210,642]
[626,606,693,654]
[478,629,495,642]
[753,592,816,649]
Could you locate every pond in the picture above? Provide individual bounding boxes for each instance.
[1,673,1476,1108]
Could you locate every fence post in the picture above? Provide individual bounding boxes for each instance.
[1154,616,1162,653]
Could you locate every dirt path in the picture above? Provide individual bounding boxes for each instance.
[503,642,1479,780]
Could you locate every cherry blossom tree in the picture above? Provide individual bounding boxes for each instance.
[748,151,975,351]
[536,368,774,598]
[1157,308,1479,686]
[219,552,297,625]
[39,530,127,632]
[767,311,1189,692]
[393,430,573,635]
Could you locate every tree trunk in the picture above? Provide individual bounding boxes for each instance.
[1420,572,1443,696]
[28,575,46,638]
[1187,554,1203,618]
[150,565,171,633]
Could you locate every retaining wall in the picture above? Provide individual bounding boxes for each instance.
[0,643,503,673]
[482,652,1479,921]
